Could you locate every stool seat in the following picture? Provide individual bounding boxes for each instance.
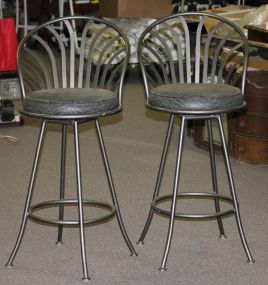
[149,83,244,113]
[23,88,119,117]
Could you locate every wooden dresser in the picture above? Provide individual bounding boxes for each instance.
[228,60,268,164]
[193,47,268,164]
[228,26,268,164]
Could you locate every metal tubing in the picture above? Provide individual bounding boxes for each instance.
[160,116,186,271]
[217,115,255,263]
[73,121,90,281]
[56,124,67,244]
[5,119,47,267]
[137,114,175,245]
[207,119,226,238]
[152,192,234,219]
[94,119,137,256]
[29,199,115,225]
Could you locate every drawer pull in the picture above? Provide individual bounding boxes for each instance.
[238,146,245,152]
[239,121,245,128]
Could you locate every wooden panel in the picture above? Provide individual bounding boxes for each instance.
[245,25,268,44]
[99,0,172,18]
[230,134,268,164]
[235,113,268,138]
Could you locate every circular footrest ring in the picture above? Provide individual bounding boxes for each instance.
[152,192,235,219]
[29,199,115,226]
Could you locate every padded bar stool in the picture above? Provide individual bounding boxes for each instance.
[5,16,137,281]
[137,12,255,270]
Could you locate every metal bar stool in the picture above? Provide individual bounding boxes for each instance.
[137,12,255,270]
[5,15,137,281]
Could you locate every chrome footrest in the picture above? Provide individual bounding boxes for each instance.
[152,192,235,219]
[29,199,115,225]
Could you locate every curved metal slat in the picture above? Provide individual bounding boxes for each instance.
[85,25,110,88]
[106,62,123,90]
[210,29,237,83]
[151,28,177,83]
[32,34,59,88]
[202,21,224,83]
[100,48,125,89]
[63,20,76,88]
[78,19,94,88]
[195,16,206,83]
[143,44,170,84]
[226,57,244,86]
[93,33,121,88]
[45,25,68,88]
[179,15,191,83]
[22,61,46,90]
[162,21,185,83]
[24,47,53,89]
[217,42,243,83]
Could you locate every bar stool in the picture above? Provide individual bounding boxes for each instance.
[137,12,255,270]
[5,16,137,281]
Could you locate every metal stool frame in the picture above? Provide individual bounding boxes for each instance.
[137,12,255,271]
[5,16,137,281]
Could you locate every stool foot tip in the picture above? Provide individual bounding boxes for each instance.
[137,241,144,246]
[5,263,13,269]
[81,277,91,282]
[130,252,138,257]
[56,241,64,245]
[219,234,227,239]
[247,259,255,264]
[159,267,167,272]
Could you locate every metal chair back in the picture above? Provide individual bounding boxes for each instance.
[138,12,249,102]
[18,15,130,107]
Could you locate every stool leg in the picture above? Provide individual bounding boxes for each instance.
[160,116,186,271]
[94,119,137,256]
[73,121,90,281]
[6,119,47,267]
[207,119,226,239]
[217,115,255,263]
[56,123,67,245]
[137,114,175,245]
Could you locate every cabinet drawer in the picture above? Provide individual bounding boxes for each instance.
[231,134,268,164]
[235,113,268,137]
[245,70,268,113]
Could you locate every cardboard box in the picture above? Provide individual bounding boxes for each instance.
[99,0,172,18]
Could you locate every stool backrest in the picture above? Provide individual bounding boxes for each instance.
[138,12,249,101]
[18,16,130,105]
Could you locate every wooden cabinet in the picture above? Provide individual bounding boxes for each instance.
[228,69,268,164]
[193,57,268,164]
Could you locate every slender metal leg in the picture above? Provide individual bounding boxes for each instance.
[207,119,226,239]
[138,114,175,245]
[73,121,90,281]
[6,119,47,268]
[56,124,67,245]
[217,115,255,263]
[94,119,137,256]
[160,116,186,271]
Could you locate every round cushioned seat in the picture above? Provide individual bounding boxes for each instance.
[149,83,244,114]
[22,88,119,117]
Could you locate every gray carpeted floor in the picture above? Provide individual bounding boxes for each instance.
[0,70,268,285]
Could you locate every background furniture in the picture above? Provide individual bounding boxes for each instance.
[192,5,268,164]
[15,0,99,37]
[5,15,137,281]
[137,12,254,270]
